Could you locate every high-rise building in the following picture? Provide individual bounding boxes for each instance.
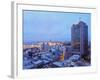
[71,21,88,56]
[41,42,49,51]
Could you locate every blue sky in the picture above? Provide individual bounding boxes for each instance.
[23,10,91,43]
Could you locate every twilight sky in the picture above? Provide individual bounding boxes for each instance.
[23,10,91,43]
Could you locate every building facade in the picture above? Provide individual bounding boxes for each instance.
[71,21,88,56]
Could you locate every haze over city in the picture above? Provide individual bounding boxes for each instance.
[23,10,91,43]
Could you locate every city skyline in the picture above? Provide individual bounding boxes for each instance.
[23,10,91,43]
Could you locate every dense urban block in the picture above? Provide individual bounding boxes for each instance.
[23,21,91,69]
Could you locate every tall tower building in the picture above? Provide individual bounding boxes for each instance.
[71,21,88,56]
